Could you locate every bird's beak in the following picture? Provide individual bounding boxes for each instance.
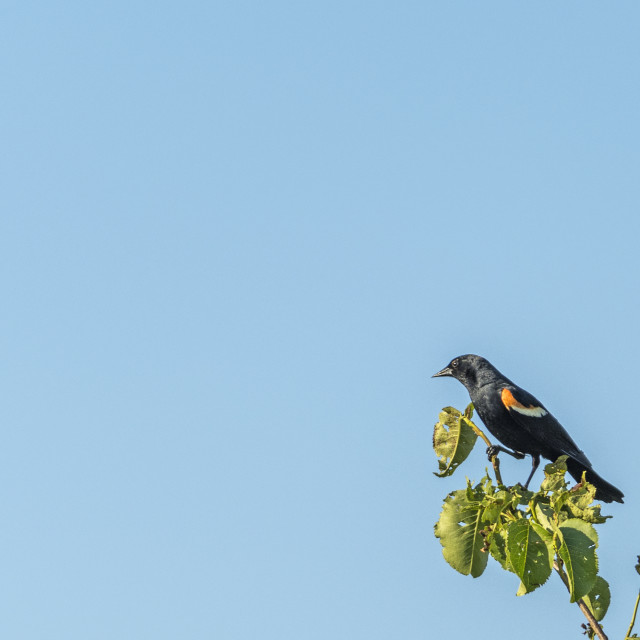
[432,365,453,378]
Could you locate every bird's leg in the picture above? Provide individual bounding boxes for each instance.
[486,445,526,461]
[523,453,541,489]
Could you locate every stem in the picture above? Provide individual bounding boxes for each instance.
[490,455,503,487]
[625,590,640,639]
[553,561,608,640]
[466,422,504,486]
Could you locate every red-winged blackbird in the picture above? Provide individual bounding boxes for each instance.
[433,354,624,503]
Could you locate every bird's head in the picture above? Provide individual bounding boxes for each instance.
[432,354,498,390]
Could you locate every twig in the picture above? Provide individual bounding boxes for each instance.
[553,560,608,640]
[625,590,640,639]
[466,422,504,486]
[490,454,503,487]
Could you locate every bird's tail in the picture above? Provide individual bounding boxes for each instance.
[566,457,624,504]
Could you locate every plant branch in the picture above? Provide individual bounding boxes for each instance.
[489,454,503,487]
[553,561,608,640]
[466,422,504,486]
[625,590,640,639]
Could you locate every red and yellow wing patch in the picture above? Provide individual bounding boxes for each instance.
[501,388,548,418]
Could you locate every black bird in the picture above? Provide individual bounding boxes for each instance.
[433,354,624,503]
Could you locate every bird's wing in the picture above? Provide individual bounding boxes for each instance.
[499,386,592,468]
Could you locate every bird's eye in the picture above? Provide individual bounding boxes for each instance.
[451,359,459,368]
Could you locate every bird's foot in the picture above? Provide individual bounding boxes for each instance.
[486,445,501,460]
[486,445,526,461]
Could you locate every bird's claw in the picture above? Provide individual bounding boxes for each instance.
[486,445,500,460]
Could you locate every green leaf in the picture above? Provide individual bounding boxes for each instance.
[482,499,505,524]
[636,555,640,576]
[582,576,611,622]
[506,520,554,595]
[464,403,474,420]
[557,519,599,602]
[434,488,489,577]
[561,477,611,524]
[532,500,556,532]
[510,484,535,507]
[541,456,569,493]
[432,407,478,477]
[481,488,512,532]
[488,525,511,572]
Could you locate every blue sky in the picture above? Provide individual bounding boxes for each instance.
[1,2,639,638]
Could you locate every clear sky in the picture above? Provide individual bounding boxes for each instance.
[1,2,639,639]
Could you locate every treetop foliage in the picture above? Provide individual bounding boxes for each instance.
[432,404,627,638]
